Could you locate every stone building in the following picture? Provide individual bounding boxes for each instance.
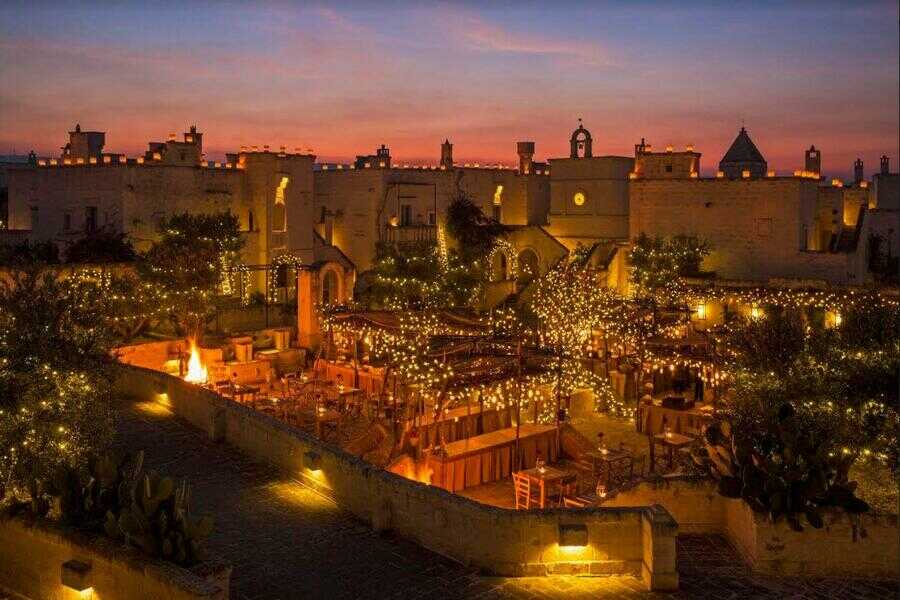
[5,122,898,308]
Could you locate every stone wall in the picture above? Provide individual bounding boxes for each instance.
[0,514,230,600]
[629,177,857,284]
[114,364,679,590]
[605,477,898,579]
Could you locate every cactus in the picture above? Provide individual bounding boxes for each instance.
[30,449,211,567]
[692,402,870,531]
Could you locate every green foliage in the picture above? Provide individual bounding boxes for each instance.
[629,233,710,303]
[693,401,870,531]
[0,240,59,266]
[0,266,115,499]
[444,193,509,263]
[359,241,480,310]
[705,302,900,522]
[12,449,213,567]
[138,212,243,339]
[64,228,137,264]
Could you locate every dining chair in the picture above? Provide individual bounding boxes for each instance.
[512,472,538,510]
[558,473,579,503]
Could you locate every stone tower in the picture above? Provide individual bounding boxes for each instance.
[517,141,535,174]
[719,127,767,178]
[440,139,453,169]
[805,145,821,175]
[854,158,864,184]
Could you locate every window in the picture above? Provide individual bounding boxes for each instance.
[30,206,39,229]
[63,213,72,231]
[428,212,436,225]
[400,204,412,226]
[573,192,586,206]
[248,211,254,232]
[799,225,808,251]
[492,204,501,221]
[493,185,503,206]
[85,206,98,233]
[756,218,773,238]
[273,176,288,232]
[665,164,673,173]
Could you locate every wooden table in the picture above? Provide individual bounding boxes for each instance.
[649,432,694,473]
[519,466,567,508]
[584,448,633,488]
[427,424,558,493]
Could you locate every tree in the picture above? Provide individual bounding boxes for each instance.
[0,240,59,266]
[359,240,481,311]
[445,193,509,263]
[0,265,115,502]
[629,233,710,304]
[693,302,900,527]
[138,212,243,340]
[65,228,137,264]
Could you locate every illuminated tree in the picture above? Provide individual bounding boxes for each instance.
[138,212,243,340]
[529,257,624,416]
[629,233,710,304]
[0,265,115,502]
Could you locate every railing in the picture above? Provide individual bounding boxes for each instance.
[383,225,436,244]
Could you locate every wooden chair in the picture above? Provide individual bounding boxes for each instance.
[558,473,579,503]
[512,472,539,510]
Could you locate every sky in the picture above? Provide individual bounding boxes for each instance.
[1,1,898,177]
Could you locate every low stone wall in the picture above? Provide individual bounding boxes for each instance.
[606,476,899,579]
[114,364,679,590]
[0,514,230,600]
[724,497,898,578]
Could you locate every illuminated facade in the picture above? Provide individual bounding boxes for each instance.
[5,123,899,296]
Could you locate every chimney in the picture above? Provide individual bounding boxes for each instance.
[854,158,864,184]
[517,141,535,175]
[440,139,453,169]
[881,155,890,175]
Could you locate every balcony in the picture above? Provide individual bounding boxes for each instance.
[383,224,436,245]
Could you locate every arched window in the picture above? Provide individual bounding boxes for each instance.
[573,191,586,207]
[273,176,288,232]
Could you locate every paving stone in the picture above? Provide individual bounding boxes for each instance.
[112,401,898,600]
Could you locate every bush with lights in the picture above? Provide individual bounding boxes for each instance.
[0,266,116,504]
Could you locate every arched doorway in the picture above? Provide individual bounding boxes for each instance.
[517,248,539,284]
[321,269,339,305]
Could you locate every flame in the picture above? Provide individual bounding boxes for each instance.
[387,455,433,485]
[184,342,208,384]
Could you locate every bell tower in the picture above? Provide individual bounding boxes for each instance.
[569,119,593,158]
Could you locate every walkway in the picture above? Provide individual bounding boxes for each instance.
[113,400,898,600]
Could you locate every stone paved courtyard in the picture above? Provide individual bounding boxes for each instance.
[112,400,898,600]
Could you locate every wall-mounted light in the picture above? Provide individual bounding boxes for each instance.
[558,524,588,547]
[61,559,92,592]
[304,450,322,471]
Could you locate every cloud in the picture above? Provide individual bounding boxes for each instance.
[427,7,611,67]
